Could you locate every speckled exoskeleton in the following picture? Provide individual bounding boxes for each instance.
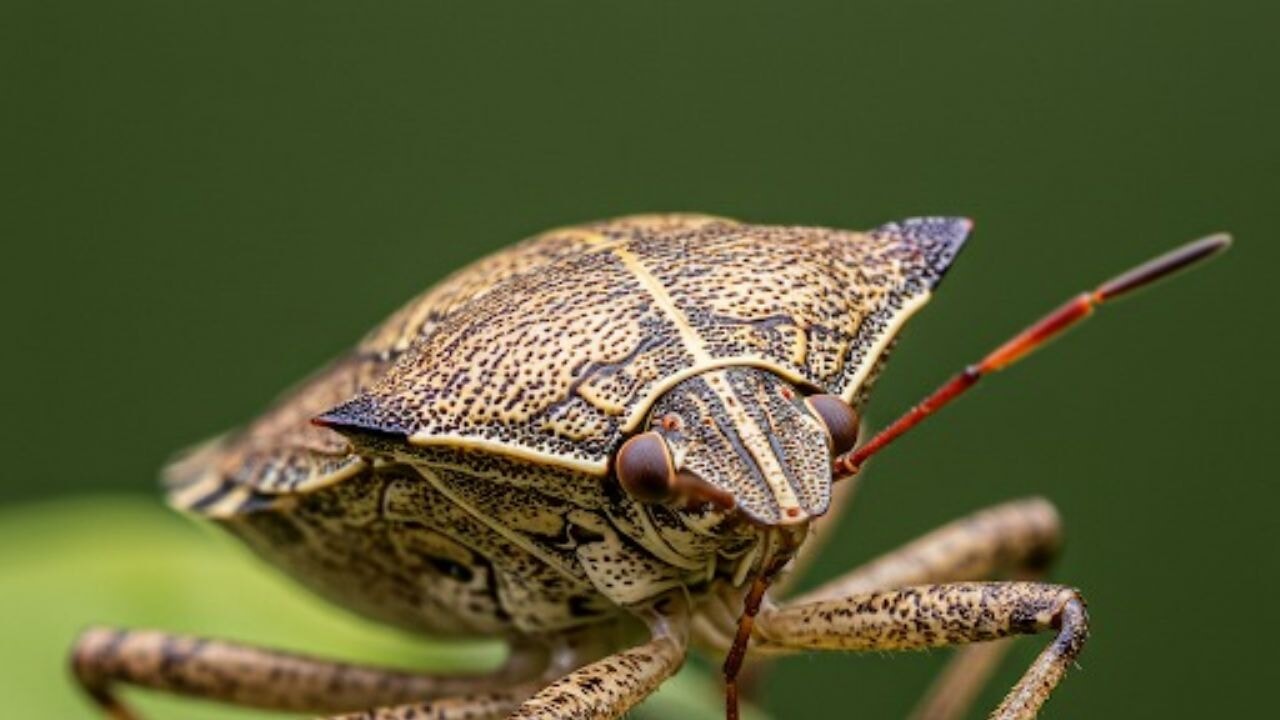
[71,214,1229,719]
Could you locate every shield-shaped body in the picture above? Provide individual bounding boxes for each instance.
[167,213,968,637]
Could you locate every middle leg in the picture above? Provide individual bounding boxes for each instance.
[507,593,691,720]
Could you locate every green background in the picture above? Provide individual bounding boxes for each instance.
[2,1,1276,718]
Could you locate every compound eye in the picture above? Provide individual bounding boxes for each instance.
[804,394,860,456]
[616,431,677,503]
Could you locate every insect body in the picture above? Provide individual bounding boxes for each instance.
[71,214,1228,720]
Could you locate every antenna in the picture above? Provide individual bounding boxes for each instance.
[835,232,1232,479]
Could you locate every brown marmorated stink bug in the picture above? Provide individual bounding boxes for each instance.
[71,214,1229,720]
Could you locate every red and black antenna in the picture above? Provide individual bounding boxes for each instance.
[835,232,1232,479]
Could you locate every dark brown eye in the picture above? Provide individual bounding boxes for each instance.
[804,394,860,456]
[616,431,676,503]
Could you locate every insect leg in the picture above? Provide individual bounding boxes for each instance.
[760,498,1063,720]
[70,627,544,718]
[507,593,690,720]
[757,581,1087,720]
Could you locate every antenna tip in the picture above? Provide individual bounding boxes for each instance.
[1095,230,1232,301]
[1202,231,1233,252]
[1176,231,1234,266]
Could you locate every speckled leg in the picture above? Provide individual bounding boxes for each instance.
[506,636,684,720]
[507,595,690,720]
[70,627,542,719]
[786,497,1061,720]
[756,581,1088,720]
[695,500,1061,714]
[759,498,1064,720]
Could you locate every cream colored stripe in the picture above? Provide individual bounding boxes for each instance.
[839,291,933,403]
[202,486,254,517]
[611,245,713,363]
[703,372,803,516]
[167,472,227,511]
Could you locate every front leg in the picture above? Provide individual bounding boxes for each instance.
[692,499,1060,718]
[787,497,1061,720]
[756,582,1089,719]
[509,594,690,720]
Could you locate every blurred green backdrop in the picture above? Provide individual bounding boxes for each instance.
[2,1,1276,718]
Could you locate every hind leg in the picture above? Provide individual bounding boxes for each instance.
[70,627,544,719]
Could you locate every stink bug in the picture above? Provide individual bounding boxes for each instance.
[71,215,1229,719]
